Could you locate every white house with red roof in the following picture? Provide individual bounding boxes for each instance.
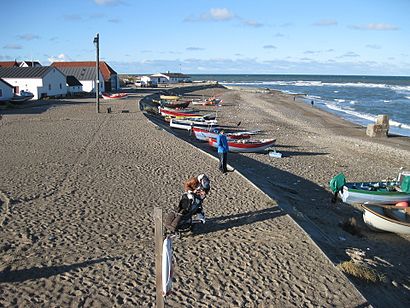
[51,61,119,91]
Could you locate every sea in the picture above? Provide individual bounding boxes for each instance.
[191,74,410,137]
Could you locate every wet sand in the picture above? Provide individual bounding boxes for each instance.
[0,86,408,307]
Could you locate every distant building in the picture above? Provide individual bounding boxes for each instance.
[0,61,20,68]
[0,66,67,100]
[66,75,83,95]
[0,60,42,68]
[56,67,104,93]
[149,72,191,85]
[0,78,14,102]
[19,61,42,67]
[51,61,119,91]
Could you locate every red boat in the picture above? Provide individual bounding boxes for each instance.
[208,137,276,153]
[102,93,128,100]
[158,106,199,118]
[192,127,253,141]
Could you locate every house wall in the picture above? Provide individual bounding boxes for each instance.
[68,85,83,94]
[38,68,68,98]
[80,72,104,93]
[0,81,14,101]
[2,78,43,99]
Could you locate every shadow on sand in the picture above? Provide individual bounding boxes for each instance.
[0,256,120,283]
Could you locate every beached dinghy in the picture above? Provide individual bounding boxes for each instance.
[362,203,410,234]
[192,96,223,106]
[332,172,410,205]
[170,118,218,130]
[160,99,191,109]
[102,92,128,99]
[192,127,256,141]
[160,95,180,100]
[10,90,34,103]
[208,138,276,153]
[158,106,199,118]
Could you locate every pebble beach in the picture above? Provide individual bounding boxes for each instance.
[1,85,409,307]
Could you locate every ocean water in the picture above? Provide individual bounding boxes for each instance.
[191,74,410,137]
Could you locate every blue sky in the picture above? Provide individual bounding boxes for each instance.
[1,0,409,75]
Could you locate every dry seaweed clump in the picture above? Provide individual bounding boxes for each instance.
[338,260,385,283]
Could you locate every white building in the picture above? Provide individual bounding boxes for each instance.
[0,67,68,100]
[150,72,192,85]
[140,76,152,87]
[19,61,42,67]
[66,75,83,95]
[0,78,14,102]
[57,67,104,93]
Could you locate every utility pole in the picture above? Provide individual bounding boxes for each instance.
[93,33,100,113]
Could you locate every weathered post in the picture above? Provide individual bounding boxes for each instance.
[154,207,164,308]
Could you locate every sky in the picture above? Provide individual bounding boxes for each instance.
[1,0,410,75]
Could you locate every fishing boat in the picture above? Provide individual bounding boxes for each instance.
[160,100,190,109]
[158,106,199,118]
[160,95,180,100]
[102,92,128,100]
[335,172,410,205]
[192,96,223,106]
[170,118,218,131]
[208,138,276,153]
[191,127,257,142]
[10,90,34,103]
[362,203,410,234]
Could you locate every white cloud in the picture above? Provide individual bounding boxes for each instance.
[186,47,205,51]
[263,45,276,49]
[94,0,123,5]
[3,44,23,50]
[241,19,264,28]
[47,53,71,63]
[108,18,121,23]
[366,44,382,49]
[350,23,399,31]
[17,33,40,41]
[337,51,360,58]
[185,8,234,22]
[206,8,234,21]
[313,19,338,26]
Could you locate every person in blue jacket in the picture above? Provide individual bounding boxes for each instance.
[216,129,229,173]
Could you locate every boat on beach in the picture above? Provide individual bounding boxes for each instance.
[192,96,223,106]
[208,137,276,153]
[362,203,410,234]
[158,106,199,118]
[191,127,257,142]
[10,90,34,103]
[102,92,128,100]
[170,118,218,130]
[337,172,410,205]
[160,100,191,109]
[160,95,180,100]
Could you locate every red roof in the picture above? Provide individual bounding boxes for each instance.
[51,61,117,81]
[0,61,20,67]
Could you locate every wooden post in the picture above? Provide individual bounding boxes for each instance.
[154,207,164,308]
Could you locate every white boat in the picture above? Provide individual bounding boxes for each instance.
[338,171,410,205]
[10,90,34,103]
[191,127,258,142]
[170,118,218,130]
[362,203,410,234]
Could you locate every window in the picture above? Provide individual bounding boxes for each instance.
[48,84,51,90]
[0,89,2,97]
[59,83,62,89]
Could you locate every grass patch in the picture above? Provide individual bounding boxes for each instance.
[338,260,385,283]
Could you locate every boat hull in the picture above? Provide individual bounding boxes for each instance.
[170,119,218,131]
[339,181,410,205]
[192,127,252,142]
[208,138,276,153]
[102,93,127,100]
[362,204,410,234]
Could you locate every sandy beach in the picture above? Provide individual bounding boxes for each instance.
[0,85,409,307]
